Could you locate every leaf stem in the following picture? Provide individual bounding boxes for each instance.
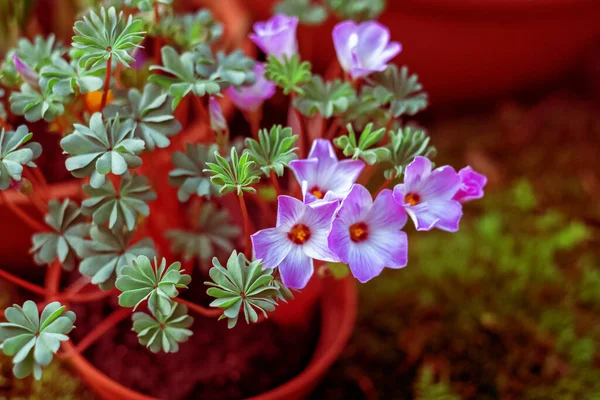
[1,190,46,232]
[238,194,252,257]
[374,178,393,198]
[45,259,62,301]
[100,55,112,110]
[269,170,281,197]
[58,307,131,359]
[0,269,49,296]
[174,297,222,318]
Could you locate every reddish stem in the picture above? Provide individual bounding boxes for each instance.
[269,170,282,198]
[325,118,340,140]
[373,178,393,198]
[45,260,62,301]
[238,194,252,257]
[60,288,118,304]
[100,55,112,110]
[59,307,131,359]
[0,269,49,296]
[1,190,46,232]
[0,117,10,131]
[174,297,222,318]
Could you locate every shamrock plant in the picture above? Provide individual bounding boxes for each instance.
[0,0,486,388]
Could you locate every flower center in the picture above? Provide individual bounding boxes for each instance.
[349,222,369,243]
[310,186,324,199]
[404,192,421,206]
[288,224,311,245]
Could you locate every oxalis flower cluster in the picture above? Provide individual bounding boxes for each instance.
[0,0,485,383]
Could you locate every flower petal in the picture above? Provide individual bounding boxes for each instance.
[454,166,487,203]
[278,246,313,289]
[418,165,461,201]
[251,227,291,270]
[403,156,432,192]
[368,189,407,230]
[328,159,365,193]
[336,184,372,226]
[276,195,306,230]
[308,139,337,160]
[405,199,463,232]
[332,21,358,73]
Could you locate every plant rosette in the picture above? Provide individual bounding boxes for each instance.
[0,0,487,399]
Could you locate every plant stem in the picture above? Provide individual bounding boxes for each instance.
[100,55,112,110]
[59,307,131,359]
[238,194,252,257]
[374,178,393,198]
[0,117,10,131]
[62,288,118,303]
[1,190,46,232]
[0,269,49,296]
[45,260,62,301]
[174,297,222,318]
[269,170,282,197]
[325,117,340,140]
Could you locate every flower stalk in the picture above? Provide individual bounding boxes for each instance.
[100,55,112,110]
[238,194,252,258]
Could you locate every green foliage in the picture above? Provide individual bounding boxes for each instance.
[414,367,462,400]
[265,54,312,95]
[204,147,260,196]
[30,199,89,271]
[126,0,173,12]
[150,45,255,108]
[71,6,145,68]
[383,125,436,179]
[366,65,428,118]
[60,112,145,189]
[169,143,221,201]
[165,202,240,266]
[0,124,41,190]
[334,123,390,165]
[0,301,75,380]
[9,82,66,122]
[132,303,193,353]
[154,10,223,49]
[325,0,385,21]
[245,125,298,177]
[78,225,156,289]
[116,255,191,315]
[341,87,388,131]
[274,0,328,25]
[293,76,355,118]
[205,251,290,328]
[82,174,156,232]
[40,55,104,96]
[104,83,181,151]
[1,35,63,87]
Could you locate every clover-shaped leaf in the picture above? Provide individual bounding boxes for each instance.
[275,0,328,25]
[166,202,240,266]
[384,125,437,180]
[155,10,223,49]
[206,251,287,328]
[1,35,63,87]
[325,0,385,21]
[30,199,89,271]
[0,125,42,190]
[72,6,145,68]
[341,88,389,131]
[104,83,181,151]
[116,255,191,316]
[293,76,355,118]
[245,125,298,177]
[334,122,390,165]
[9,82,66,123]
[60,112,145,189]
[78,225,156,289]
[168,143,220,202]
[216,50,256,87]
[204,147,260,196]
[82,174,156,232]
[265,54,312,96]
[0,301,75,380]
[366,65,428,118]
[132,303,193,353]
[40,56,104,96]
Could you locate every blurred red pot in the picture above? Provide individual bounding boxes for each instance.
[247,0,600,105]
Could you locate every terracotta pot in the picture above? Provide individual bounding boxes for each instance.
[246,0,600,105]
[66,276,357,400]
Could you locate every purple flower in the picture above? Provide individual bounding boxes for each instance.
[225,63,276,112]
[249,14,299,59]
[332,21,402,79]
[454,166,487,203]
[392,156,463,232]
[328,184,408,283]
[289,139,364,204]
[11,54,39,87]
[209,96,228,135]
[251,196,339,289]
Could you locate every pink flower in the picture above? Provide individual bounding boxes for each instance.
[332,21,401,79]
[225,63,276,112]
[249,14,299,59]
[453,166,487,203]
[11,54,39,87]
[392,156,463,232]
[209,96,228,135]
